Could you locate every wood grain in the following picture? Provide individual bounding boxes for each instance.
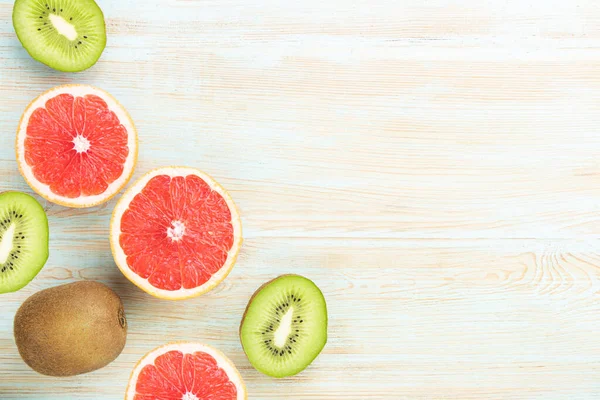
[2,0,600,398]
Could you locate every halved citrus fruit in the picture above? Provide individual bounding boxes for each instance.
[110,167,243,300]
[16,84,137,208]
[126,342,247,400]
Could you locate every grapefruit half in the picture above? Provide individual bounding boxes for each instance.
[125,342,247,400]
[110,167,243,300]
[16,84,137,208]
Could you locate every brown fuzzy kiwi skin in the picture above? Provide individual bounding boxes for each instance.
[14,281,127,377]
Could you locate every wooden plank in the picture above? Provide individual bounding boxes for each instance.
[2,0,600,398]
[0,238,599,398]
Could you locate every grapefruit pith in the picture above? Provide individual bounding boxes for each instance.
[16,84,137,208]
[125,342,247,400]
[110,167,243,300]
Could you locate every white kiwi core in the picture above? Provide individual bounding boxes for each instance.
[274,307,294,348]
[49,14,78,41]
[0,224,15,265]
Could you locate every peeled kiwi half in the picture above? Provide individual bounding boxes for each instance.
[240,274,328,378]
[13,0,106,72]
[0,192,49,294]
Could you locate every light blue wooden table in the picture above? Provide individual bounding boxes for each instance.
[2,0,600,399]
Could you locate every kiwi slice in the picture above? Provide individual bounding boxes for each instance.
[240,274,328,378]
[13,0,106,72]
[0,192,49,294]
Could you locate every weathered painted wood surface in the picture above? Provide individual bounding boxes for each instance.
[2,0,600,398]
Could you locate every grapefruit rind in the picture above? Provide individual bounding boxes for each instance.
[110,167,243,300]
[16,84,138,208]
[125,342,247,400]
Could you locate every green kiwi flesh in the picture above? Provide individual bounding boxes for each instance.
[240,274,328,378]
[13,0,106,72]
[0,192,49,294]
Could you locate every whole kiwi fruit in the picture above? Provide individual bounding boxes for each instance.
[14,281,127,376]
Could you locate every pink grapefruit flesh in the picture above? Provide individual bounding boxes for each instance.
[126,343,246,400]
[110,167,242,300]
[16,85,137,208]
